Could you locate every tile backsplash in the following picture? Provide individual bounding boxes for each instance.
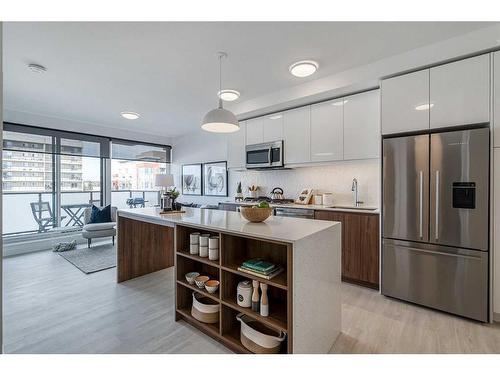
[229,159,380,206]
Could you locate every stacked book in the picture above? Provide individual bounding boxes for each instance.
[238,258,284,280]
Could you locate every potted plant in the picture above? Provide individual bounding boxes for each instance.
[168,187,181,210]
[236,181,244,201]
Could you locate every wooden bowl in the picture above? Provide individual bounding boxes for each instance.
[240,207,273,223]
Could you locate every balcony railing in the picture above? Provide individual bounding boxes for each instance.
[2,189,160,237]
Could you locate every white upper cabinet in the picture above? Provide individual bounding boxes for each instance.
[284,106,311,165]
[381,69,430,135]
[246,117,264,145]
[493,51,500,147]
[430,54,490,129]
[310,99,344,162]
[262,113,284,142]
[227,121,246,169]
[343,90,381,160]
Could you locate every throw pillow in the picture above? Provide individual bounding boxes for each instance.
[90,205,112,223]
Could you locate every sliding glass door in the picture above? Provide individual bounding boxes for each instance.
[2,123,171,242]
[110,140,169,209]
[2,124,108,238]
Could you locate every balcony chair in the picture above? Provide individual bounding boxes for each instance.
[82,206,117,248]
[30,201,66,232]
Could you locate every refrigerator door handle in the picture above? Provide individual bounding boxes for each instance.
[435,170,440,240]
[419,170,423,239]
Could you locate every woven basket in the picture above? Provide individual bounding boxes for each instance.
[240,207,273,223]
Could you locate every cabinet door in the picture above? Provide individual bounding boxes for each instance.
[263,113,284,142]
[381,69,430,135]
[359,214,380,286]
[227,121,246,169]
[343,90,380,160]
[430,54,490,129]
[494,52,500,147]
[315,210,379,288]
[246,117,264,145]
[310,99,343,162]
[284,106,311,164]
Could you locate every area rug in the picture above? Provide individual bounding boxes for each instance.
[57,243,116,274]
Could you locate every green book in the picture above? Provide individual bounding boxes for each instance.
[241,259,276,273]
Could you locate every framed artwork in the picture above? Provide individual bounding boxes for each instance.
[203,161,228,197]
[182,164,202,195]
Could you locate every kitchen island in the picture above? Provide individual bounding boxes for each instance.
[117,207,341,354]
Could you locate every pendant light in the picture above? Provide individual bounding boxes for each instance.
[201,52,240,133]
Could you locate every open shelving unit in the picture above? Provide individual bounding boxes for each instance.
[174,224,293,354]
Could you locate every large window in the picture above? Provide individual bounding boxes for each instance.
[111,140,169,209]
[2,123,171,240]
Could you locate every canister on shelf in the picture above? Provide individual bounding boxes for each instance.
[237,280,253,308]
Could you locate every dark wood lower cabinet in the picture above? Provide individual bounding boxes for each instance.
[314,210,379,289]
[117,215,175,282]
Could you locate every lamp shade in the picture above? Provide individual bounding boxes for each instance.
[201,106,240,133]
[154,174,174,187]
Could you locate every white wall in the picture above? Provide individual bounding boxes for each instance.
[171,129,228,206]
[172,130,380,207]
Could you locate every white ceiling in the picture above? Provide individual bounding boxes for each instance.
[3,22,495,138]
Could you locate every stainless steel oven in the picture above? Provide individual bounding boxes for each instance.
[246,141,284,169]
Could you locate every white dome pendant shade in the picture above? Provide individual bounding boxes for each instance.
[201,99,239,133]
[201,52,240,133]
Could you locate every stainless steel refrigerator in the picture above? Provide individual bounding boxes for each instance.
[382,127,489,322]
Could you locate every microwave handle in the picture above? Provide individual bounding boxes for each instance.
[268,147,272,163]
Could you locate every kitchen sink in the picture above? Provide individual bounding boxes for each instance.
[329,205,378,211]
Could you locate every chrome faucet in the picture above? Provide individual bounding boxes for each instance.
[351,178,363,207]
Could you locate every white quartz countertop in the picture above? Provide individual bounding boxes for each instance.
[220,201,380,214]
[118,207,338,243]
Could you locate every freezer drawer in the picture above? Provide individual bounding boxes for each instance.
[382,239,488,322]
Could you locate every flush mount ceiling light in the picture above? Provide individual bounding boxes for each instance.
[289,60,318,78]
[415,103,434,111]
[201,52,240,133]
[269,114,283,120]
[218,89,240,102]
[28,63,47,73]
[332,100,348,106]
[121,111,140,120]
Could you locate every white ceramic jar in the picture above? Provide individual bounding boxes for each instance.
[199,234,210,247]
[237,280,253,308]
[322,193,333,206]
[209,236,219,249]
[199,246,208,258]
[209,247,219,261]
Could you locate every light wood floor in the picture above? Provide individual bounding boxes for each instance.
[3,249,500,354]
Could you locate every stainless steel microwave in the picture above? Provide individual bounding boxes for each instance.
[245,140,284,169]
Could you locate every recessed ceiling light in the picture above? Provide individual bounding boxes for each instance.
[269,114,283,120]
[121,111,140,120]
[218,89,240,102]
[289,60,318,78]
[28,63,47,73]
[415,103,434,111]
[332,100,348,106]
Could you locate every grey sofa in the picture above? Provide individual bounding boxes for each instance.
[82,206,117,248]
